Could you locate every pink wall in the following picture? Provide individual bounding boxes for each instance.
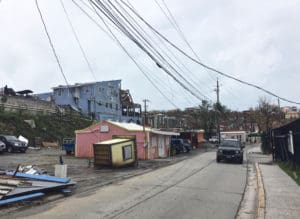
[75,121,148,159]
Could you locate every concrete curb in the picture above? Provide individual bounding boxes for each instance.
[255,163,265,219]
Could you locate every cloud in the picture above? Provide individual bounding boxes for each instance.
[0,0,299,110]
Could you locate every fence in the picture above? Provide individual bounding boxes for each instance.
[272,119,300,166]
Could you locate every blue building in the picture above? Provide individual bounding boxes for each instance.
[37,80,141,122]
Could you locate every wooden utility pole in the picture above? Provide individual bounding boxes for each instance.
[215,78,221,142]
[142,99,149,160]
[143,99,149,126]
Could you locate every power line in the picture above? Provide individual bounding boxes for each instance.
[60,0,97,81]
[90,0,210,103]
[116,0,213,101]
[35,0,70,88]
[107,0,210,101]
[82,0,180,109]
[120,0,300,105]
[155,0,217,84]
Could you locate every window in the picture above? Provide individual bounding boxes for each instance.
[57,89,62,96]
[105,103,108,108]
[122,145,132,160]
[109,103,112,109]
[73,97,79,105]
[116,104,118,110]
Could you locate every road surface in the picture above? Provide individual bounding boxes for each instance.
[15,150,247,219]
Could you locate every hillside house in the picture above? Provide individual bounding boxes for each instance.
[36,80,141,122]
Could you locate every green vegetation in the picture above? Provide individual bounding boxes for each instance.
[0,110,93,146]
[278,161,300,186]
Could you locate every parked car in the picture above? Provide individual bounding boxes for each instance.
[171,138,191,154]
[209,136,219,144]
[62,137,75,155]
[216,139,244,164]
[0,135,28,153]
[0,140,6,153]
[183,139,193,151]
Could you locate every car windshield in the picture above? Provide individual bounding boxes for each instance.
[4,135,18,141]
[220,140,240,147]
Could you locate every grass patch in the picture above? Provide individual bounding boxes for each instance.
[278,161,300,186]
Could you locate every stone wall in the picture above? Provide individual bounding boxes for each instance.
[0,95,56,114]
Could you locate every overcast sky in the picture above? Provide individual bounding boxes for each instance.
[0,0,299,111]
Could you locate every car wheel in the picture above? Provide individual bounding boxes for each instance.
[216,157,220,163]
[20,149,26,153]
[239,157,243,164]
[7,146,13,153]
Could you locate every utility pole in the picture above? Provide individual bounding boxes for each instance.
[142,99,149,159]
[216,78,220,105]
[143,99,149,126]
[214,78,221,143]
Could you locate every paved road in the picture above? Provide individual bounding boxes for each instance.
[14,150,247,219]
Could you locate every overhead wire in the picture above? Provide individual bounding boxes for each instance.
[155,0,217,84]
[105,0,209,101]
[78,0,180,109]
[90,0,210,103]
[113,0,205,103]
[60,0,97,81]
[115,1,211,99]
[35,0,70,89]
[119,0,300,105]
[151,0,214,97]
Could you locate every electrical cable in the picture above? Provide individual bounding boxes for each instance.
[35,0,70,88]
[85,0,180,109]
[60,0,97,81]
[119,0,300,105]
[155,0,217,84]
[113,0,210,102]
[91,0,210,102]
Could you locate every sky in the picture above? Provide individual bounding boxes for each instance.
[0,0,299,111]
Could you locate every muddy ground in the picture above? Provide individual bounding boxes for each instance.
[0,144,214,217]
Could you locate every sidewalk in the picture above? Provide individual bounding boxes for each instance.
[259,164,300,219]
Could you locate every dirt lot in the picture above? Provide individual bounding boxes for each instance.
[0,144,213,217]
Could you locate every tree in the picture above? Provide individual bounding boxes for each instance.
[255,97,281,132]
[255,97,281,154]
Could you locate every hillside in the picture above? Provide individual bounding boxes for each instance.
[0,110,93,146]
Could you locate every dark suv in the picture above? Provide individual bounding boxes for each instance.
[171,139,192,154]
[216,139,244,164]
[0,135,28,153]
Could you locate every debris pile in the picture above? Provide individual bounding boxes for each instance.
[0,165,75,206]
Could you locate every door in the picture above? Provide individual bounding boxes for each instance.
[158,135,165,157]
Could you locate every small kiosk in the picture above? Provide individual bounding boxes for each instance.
[93,138,136,167]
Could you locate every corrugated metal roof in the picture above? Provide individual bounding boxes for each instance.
[107,121,151,132]
[76,120,179,136]
[151,129,179,136]
[95,138,131,145]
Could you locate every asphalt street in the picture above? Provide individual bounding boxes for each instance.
[12,150,247,219]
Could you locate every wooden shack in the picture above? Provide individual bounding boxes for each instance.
[93,138,136,167]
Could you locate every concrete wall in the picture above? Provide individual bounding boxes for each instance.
[0,95,56,114]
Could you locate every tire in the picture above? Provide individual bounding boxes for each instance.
[7,146,13,153]
[20,149,26,153]
[239,157,243,164]
[216,157,220,163]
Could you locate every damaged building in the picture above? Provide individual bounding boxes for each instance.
[36,80,141,123]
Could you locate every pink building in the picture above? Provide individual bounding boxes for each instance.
[75,120,178,159]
